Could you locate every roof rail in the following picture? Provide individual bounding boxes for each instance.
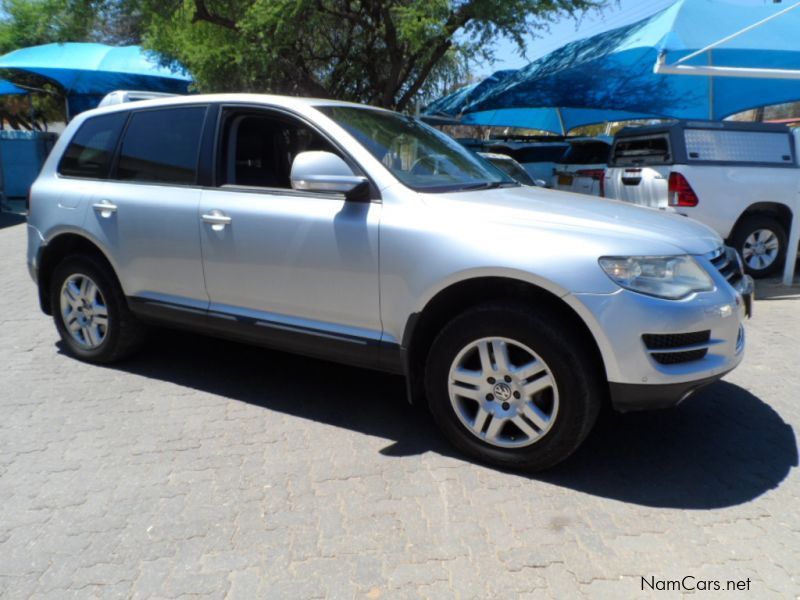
[98,90,180,107]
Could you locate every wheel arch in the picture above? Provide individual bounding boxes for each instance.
[729,202,793,240]
[37,233,119,315]
[401,276,608,406]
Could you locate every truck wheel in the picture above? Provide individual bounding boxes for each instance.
[50,254,146,363]
[424,303,602,471]
[731,215,787,278]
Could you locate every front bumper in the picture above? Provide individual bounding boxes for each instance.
[566,250,750,412]
[609,371,731,412]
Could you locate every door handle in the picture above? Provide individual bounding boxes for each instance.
[92,200,117,218]
[201,210,232,231]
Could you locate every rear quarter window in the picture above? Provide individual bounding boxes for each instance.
[611,135,671,166]
[58,112,128,179]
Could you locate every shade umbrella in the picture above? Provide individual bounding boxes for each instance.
[464,0,800,121]
[424,70,660,134]
[0,43,192,118]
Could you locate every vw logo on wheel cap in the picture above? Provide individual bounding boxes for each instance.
[493,382,512,401]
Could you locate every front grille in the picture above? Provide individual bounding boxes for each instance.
[643,331,710,350]
[643,330,711,365]
[652,349,708,365]
[710,246,743,288]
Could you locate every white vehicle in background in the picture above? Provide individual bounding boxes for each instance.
[552,137,612,197]
[605,120,800,277]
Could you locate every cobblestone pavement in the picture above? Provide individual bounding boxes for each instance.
[1,214,798,599]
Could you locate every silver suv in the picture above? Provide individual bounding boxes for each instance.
[27,94,754,471]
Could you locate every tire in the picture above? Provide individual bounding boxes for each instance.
[50,254,146,363]
[731,215,787,278]
[424,303,602,471]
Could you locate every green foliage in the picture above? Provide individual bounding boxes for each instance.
[142,0,607,110]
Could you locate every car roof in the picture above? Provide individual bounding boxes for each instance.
[78,92,390,118]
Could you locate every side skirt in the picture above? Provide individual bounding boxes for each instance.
[127,297,405,375]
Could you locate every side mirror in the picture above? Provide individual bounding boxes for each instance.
[533,179,548,188]
[291,151,370,201]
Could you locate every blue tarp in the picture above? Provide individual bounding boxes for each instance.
[0,80,26,95]
[0,43,192,116]
[427,0,800,132]
[470,0,800,120]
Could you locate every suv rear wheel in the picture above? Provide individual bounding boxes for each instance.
[424,304,602,471]
[51,255,145,363]
[731,215,787,278]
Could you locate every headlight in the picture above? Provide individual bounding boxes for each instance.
[598,255,714,299]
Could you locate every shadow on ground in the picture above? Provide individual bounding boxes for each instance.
[0,210,25,230]
[77,329,797,510]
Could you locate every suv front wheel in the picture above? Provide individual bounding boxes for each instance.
[50,254,145,363]
[424,304,602,471]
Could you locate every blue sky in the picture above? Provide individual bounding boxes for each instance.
[478,0,781,77]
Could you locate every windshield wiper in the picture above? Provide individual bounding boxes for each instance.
[458,181,517,191]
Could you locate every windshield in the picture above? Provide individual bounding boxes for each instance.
[317,105,516,192]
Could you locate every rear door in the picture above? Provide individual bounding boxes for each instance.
[605,134,671,208]
[84,105,209,309]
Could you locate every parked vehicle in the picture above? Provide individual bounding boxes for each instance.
[477,152,536,186]
[552,137,612,196]
[605,120,799,277]
[28,94,753,471]
[485,141,569,185]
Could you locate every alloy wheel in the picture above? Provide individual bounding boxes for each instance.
[447,337,559,448]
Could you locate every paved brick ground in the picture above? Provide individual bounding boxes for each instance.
[1,213,798,599]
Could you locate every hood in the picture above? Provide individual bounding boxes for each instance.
[424,185,722,255]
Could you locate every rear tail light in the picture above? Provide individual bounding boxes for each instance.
[668,172,699,207]
[576,169,605,197]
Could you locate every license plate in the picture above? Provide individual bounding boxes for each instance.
[558,174,573,186]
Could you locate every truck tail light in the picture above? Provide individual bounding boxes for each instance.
[576,169,605,197]
[668,172,698,207]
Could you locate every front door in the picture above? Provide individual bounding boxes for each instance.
[198,107,382,365]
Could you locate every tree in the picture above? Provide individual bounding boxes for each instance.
[142,0,607,111]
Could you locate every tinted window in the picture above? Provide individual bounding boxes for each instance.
[612,136,671,166]
[117,107,206,184]
[59,112,127,179]
[559,141,611,165]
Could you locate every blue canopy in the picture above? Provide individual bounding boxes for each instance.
[0,80,27,95]
[464,0,800,121]
[425,69,661,134]
[0,43,192,116]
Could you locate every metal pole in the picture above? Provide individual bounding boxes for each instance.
[673,1,800,66]
[783,184,799,286]
[555,107,566,136]
[708,49,714,120]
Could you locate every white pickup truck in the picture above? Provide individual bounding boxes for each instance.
[605,121,799,277]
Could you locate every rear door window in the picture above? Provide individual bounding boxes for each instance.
[58,112,127,179]
[116,107,207,185]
